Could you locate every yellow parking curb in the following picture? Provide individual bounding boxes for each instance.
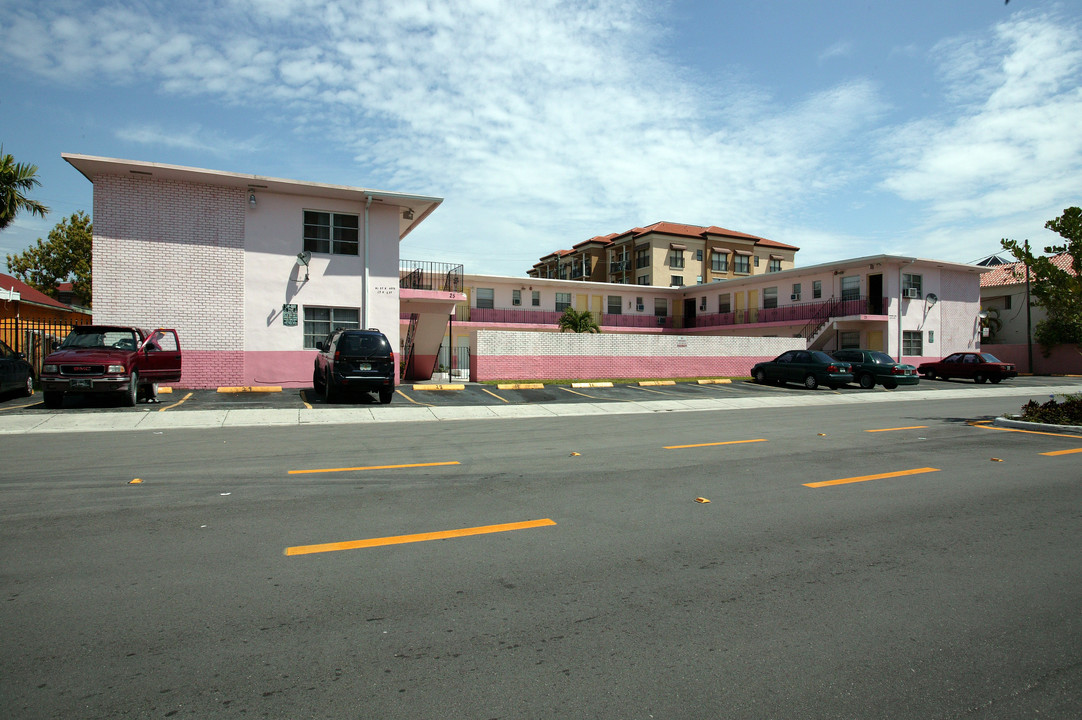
[412,384,465,391]
[217,386,283,393]
[572,382,614,388]
[497,383,545,390]
[697,379,732,385]
[639,380,676,386]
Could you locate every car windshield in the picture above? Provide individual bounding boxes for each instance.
[979,353,1002,362]
[869,352,895,364]
[60,329,138,350]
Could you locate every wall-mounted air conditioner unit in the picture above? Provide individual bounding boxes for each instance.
[790,294,800,301]
[905,288,920,299]
[657,316,666,326]
[636,303,644,311]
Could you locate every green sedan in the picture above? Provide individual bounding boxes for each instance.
[831,349,920,390]
[751,350,854,390]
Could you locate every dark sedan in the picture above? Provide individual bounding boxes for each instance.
[831,349,919,390]
[751,350,853,390]
[1,339,34,397]
[917,352,1017,384]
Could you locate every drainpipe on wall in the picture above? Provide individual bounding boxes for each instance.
[363,195,372,328]
[899,258,915,360]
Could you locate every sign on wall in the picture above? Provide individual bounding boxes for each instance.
[282,304,298,327]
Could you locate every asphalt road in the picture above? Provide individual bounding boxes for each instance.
[2,391,1081,718]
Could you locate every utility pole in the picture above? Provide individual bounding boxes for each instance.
[1025,239,1033,373]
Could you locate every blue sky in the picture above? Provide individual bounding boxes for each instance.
[2,0,1079,277]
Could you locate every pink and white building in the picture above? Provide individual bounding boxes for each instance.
[66,154,991,387]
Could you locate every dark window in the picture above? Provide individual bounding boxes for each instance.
[304,211,359,255]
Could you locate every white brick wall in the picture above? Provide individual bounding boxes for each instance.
[476,330,801,357]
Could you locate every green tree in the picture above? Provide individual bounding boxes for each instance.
[0,147,49,231]
[5,211,92,306]
[1001,206,1082,350]
[557,307,600,333]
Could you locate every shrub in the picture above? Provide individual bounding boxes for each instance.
[1018,393,1082,425]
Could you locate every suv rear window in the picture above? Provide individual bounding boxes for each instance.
[339,334,389,355]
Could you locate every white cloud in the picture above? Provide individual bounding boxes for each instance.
[818,41,853,64]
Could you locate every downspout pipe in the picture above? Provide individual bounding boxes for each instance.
[363,195,372,328]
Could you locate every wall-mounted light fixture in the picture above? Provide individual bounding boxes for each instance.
[926,293,938,306]
[295,251,312,282]
[249,192,257,207]
[402,207,415,221]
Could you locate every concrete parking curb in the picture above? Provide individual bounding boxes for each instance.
[216,386,283,393]
[992,416,1082,435]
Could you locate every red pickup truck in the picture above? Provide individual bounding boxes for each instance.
[40,325,182,408]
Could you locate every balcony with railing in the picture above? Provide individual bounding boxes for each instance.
[400,259,464,292]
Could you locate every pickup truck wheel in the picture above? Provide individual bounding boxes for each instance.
[125,371,139,407]
[858,373,876,389]
[312,370,322,392]
[974,373,987,384]
[804,374,819,390]
[323,373,336,404]
[990,377,1002,384]
[43,391,63,409]
[924,369,936,380]
[22,374,34,397]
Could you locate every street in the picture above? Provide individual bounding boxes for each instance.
[2,391,1081,718]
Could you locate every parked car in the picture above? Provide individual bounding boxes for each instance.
[751,350,853,390]
[831,349,919,390]
[313,328,396,404]
[0,339,34,398]
[917,352,1017,384]
[39,325,182,408]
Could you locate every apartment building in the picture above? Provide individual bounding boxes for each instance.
[527,221,798,287]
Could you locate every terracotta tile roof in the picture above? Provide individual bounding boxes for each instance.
[980,252,1076,288]
[537,221,799,260]
[0,273,71,310]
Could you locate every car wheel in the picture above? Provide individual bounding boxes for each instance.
[883,381,898,390]
[323,373,336,404]
[924,370,936,380]
[990,377,1002,384]
[379,386,394,404]
[43,390,63,409]
[858,373,875,389]
[125,371,139,406]
[974,373,987,384]
[804,374,819,390]
[754,368,767,384]
[22,374,34,397]
[312,369,322,392]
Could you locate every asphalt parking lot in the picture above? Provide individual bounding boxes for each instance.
[1,374,1078,414]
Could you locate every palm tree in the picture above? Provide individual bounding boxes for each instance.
[558,307,600,333]
[0,147,49,231]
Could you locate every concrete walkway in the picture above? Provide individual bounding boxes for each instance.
[2,384,1080,435]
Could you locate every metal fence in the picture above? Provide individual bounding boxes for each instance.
[400,259,464,292]
[0,316,92,379]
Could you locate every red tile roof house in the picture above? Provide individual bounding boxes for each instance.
[979,253,1081,374]
[64,154,446,389]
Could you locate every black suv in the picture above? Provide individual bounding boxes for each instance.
[313,328,396,404]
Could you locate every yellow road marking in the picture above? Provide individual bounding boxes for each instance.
[865,425,929,433]
[665,439,768,449]
[1041,448,1082,456]
[159,391,194,411]
[285,518,557,556]
[288,460,460,475]
[559,386,604,399]
[395,388,433,406]
[299,390,312,409]
[479,387,510,403]
[804,467,940,488]
[631,385,674,395]
[0,399,41,411]
[968,422,1082,440]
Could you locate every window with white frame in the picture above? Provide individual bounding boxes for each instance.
[768,258,781,272]
[670,275,684,287]
[734,254,750,274]
[607,295,622,315]
[555,292,571,312]
[763,286,778,309]
[654,298,668,317]
[668,249,685,269]
[476,288,495,309]
[719,293,731,313]
[532,290,541,306]
[902,273,923,297]
[841,275,860,300]
[304,307,359,348]
[695,249,703,261]
[637,274,650,285]
[903,330,923,356]
[711,251,728,272]
[813,280,822,299]
[792,283,802,300]
[512,289,521,306]
[304,211,359,255]
[754,255,760,268]
[635,246,650,268]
